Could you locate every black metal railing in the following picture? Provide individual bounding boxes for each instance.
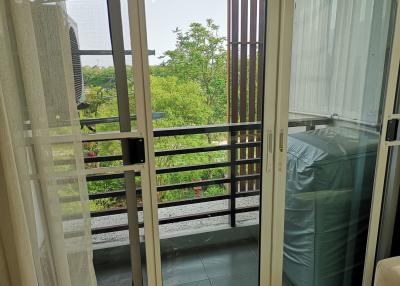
[77,117,332,235]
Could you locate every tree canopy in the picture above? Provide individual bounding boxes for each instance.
[80,20,228,210]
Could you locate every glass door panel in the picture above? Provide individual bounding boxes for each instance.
[65,0,156,285]
[281,1,398,285]
[143,0,268,285]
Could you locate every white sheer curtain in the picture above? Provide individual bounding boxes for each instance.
[289,0,392,125]
[0,0,96,285]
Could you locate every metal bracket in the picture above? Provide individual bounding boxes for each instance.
[127,138,145,164]
[386,119,399,142]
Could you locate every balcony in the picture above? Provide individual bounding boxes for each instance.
[76,115,332,285]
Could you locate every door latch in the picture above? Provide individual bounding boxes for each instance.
[386,119,399,142]
[127,138,145,164]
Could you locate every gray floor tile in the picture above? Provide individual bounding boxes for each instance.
[209,273,258,286]
[162,253,208,286]
[96,264,132,286]
[175,279,212,286]
[245,238,259,257]
[199,242,258,279]
[95,240,259,286]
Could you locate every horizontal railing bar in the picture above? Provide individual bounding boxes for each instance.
[86,173,124,181]
[235,206,259,213]
[156,159,261,174]
[155,144,231,156]
[157,194,230,208]
[236,174,260,182]
[153,122,261,137]
[87,171,260,189]
[85,144,254,164]
[79,118,332,139]
[157,178,230,192]
[91,205,259,234]
[156,162,230,174]
[85,155,123,163]
[84,146,262,164]
[75,49,155,56]
[236,190,260,197]
[91,208,128,217]
[80,112,165,126]
[92,224,131,235]
[86,158,262,181]
[158,209,231,224]
[82,131,141,142]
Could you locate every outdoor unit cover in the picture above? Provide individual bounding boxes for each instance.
[284,127,379,286]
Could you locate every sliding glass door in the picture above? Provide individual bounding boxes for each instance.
[141,0,273,285]
[67,0,280,284]
[274,0,400,285]
[66,0,400,285]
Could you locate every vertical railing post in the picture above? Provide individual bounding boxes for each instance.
[229,130,237,227]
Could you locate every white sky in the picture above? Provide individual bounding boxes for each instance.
[66,0,227,66]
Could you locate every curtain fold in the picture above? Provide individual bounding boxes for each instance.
[0,0,96,285]
[289,0,392,125]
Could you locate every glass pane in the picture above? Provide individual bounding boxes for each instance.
[145,0,266,285]
[283,1,396,285]
[66,1,138,133]
[65,0,145,285]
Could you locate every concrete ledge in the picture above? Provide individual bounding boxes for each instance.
[93,224,259,266]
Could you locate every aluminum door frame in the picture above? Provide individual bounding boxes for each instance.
[363,1,400,284]
[127,0,291,285]
[259,0,294,285]
[272,0,400,285]
[126,0,163,285]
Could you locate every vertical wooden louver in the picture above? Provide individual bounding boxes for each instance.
[228,0,266,192]
[69,27,83,105]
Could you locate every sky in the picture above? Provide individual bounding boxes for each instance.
[66,0,227,66]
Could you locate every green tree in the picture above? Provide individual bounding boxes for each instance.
[80,20,229,210]
[153,19,227,130]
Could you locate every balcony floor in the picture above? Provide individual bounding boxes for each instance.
[95,238,260,286]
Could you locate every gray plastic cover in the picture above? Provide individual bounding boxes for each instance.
[283,127,379,286]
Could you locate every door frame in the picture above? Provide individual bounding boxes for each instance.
[127,0,163,285]
[272,0,400,285]
[258,0,294,285]
[269,0,294,285]
[362,0,400,284]
[127,0,285,285]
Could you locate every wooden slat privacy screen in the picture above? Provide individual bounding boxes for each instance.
[228,0,266,192]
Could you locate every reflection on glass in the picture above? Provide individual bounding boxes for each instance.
[283,1,395,285]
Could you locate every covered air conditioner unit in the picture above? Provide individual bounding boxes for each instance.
[68,18,87,110]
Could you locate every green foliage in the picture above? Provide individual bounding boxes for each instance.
[153,19,227,126]
[151,76,210,128]
[81,20,228,211]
